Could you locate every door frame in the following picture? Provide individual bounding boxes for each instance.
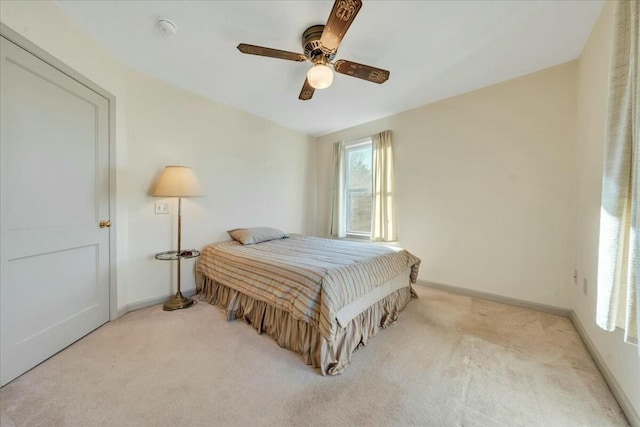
[1,23,118,320]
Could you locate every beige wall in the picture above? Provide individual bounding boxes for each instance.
[574,1,639,420]
[125,70,315,303]
[0,0,316,309]
[317,62,578,309]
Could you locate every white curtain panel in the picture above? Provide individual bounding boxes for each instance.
[371,130,397,242]
[597,0,639,351]
[329,141,346,238]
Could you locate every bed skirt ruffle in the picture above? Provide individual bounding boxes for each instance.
[199,276,413,375]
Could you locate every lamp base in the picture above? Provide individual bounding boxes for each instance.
[163,293,194,311]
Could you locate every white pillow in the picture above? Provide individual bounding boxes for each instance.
[227,227,289,245]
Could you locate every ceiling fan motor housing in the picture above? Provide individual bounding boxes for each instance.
[236,0,389,101]
[302,25,336,62]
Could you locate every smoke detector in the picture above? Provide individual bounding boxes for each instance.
[157,18,178,36]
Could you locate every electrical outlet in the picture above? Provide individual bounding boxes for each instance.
[155,202,169,214]
[573,269,578,285]
[583,278,588,296]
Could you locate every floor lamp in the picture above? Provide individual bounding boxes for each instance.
[153,166,202,311]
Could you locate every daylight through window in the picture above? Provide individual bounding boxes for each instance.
[345,139,373,236]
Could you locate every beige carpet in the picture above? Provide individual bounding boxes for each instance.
[0,286,628,427]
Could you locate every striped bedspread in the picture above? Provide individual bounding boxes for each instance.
[197,235,421,343]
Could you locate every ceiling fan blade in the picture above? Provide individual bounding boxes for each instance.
[299,78,315,101]
[333,60,390,84]
[319,0,363,54]
[237,43,307,62]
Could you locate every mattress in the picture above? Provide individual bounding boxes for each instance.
[197,235,421,343]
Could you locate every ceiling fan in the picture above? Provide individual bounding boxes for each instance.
[237,0,390,101]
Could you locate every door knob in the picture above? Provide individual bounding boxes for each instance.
[99,220,112,228]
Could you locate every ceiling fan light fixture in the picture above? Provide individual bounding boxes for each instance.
[307,64,334,89]
[236,0,388,100]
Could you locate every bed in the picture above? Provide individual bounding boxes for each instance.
[196,233,421,375]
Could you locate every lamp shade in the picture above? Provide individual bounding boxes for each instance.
[153,166,202,197]
[307,64,333,89]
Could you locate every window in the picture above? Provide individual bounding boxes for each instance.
[330,130,396,242]
[344,139,372,237]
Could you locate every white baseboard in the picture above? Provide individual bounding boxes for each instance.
[115,288,198,319]
[418,280,638,427]
[570,312,639,427]
[417,280,572,318]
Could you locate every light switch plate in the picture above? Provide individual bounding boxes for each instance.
[155,201,169,214]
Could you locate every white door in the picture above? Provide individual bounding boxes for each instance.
[0,37,111,385]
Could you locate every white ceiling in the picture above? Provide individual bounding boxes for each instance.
[54,0,603,137]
